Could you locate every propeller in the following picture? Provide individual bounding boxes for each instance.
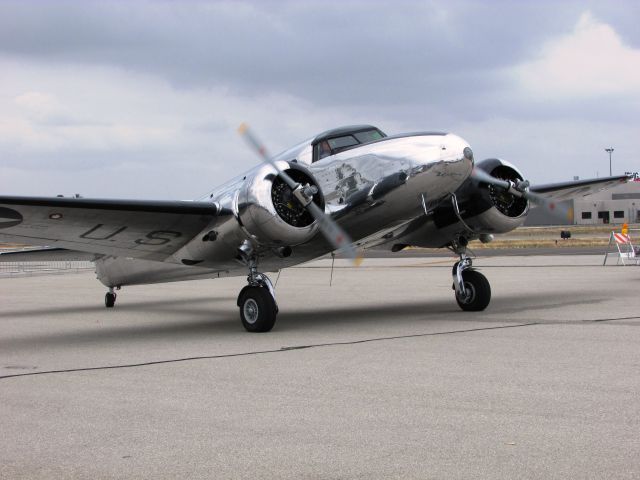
[470,167,572,221]
[238,123,361,265]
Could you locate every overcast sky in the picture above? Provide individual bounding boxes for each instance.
[1,0,638,199]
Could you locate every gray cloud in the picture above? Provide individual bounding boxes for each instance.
[0,0,638,198]
[2,2,638,114]
[0,1,619,107]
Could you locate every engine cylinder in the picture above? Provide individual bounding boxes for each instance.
[458,158,529,233]
[431,158,529,235]
[236,162,324,246]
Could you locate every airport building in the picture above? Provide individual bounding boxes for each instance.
[526,178,640,226]
[573,179,640,225]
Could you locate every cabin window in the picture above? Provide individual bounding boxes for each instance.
[614,210,625,219]
[581,212,592,219]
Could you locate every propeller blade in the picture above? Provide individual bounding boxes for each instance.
[524,189,573,222]
[471,167,572,222]
[238,123,361,264]
[238,123,298,191]
[470,167,510,190]
[306,201,361,264]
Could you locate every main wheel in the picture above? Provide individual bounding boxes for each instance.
[237,286,277,333]
[105,292,116,308]
[455,270,491,311]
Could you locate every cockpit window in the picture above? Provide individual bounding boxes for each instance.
[328,135,359,151]
[312,127,386,162]
[317,140,332,160]
[353,129,384,144]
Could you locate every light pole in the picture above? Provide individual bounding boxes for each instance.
[605,147,614,176]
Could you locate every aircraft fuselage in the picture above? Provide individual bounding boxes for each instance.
[96,132,473,287]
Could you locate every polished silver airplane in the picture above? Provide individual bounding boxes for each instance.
[0,124,629,332]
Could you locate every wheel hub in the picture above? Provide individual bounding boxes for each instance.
[458,282,476,304]
[243,298,259,324]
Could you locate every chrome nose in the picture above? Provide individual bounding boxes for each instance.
[463,146,474,164]
[441,135,474,184]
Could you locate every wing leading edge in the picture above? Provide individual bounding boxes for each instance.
[530,175,631,201]
[0,196,221,262]
[0,247,98,262]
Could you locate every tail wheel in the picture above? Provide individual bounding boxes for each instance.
[238,286,277,332]
[455,270,491,311]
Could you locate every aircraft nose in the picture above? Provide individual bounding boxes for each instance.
[439,135,474,182]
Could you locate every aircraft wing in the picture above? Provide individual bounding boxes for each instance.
[0,246,98,262]
[529,175,631,201]
[0,196,220,262]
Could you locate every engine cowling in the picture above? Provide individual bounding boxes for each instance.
[434,158,529,234]
[236,162,324,246]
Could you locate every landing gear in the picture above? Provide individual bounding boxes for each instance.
[238,285,277,332]
[454,269,491,311]
[451,240,491,312]
[236,241,278,332]
[105,288,117,308]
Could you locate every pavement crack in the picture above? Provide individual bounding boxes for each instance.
[3,317,638,381]
[0,322,538,381]
[0,322,539,380]
[533,315,640,325]
[280,345,313,351]
[588,315,640,323]
[281,322,540,350]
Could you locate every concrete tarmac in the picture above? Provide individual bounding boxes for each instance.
[1,255,639,479]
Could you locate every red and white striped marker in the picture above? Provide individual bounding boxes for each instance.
[613,233,631,244]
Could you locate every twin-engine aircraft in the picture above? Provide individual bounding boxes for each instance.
[0,124,629,332]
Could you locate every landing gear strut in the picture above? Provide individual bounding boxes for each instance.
[236,241,278,332]
[451,240,491,311]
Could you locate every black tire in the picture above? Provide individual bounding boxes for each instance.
[105,292,116,308]
[455,270,491,311]
[237,286,277,333]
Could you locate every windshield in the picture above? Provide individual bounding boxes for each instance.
[313,127,386,162]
